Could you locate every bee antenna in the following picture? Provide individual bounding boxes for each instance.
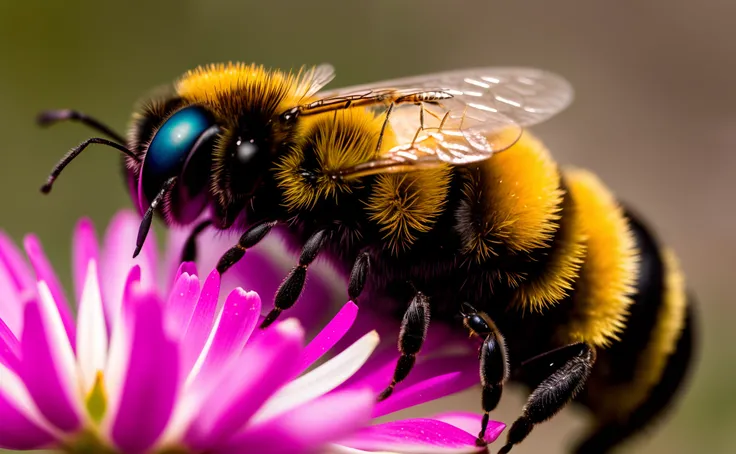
[133,176,177,258]
[41,137,140,194]
[37,109,127,144]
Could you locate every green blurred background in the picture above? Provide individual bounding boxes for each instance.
[1,1,734,453]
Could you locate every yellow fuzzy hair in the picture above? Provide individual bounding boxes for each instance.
[561,169,639,347]
[275,109,396,211]
[512,191,588,312]
[600,248,688,421]
[460,132,564,262]
[175,62,315,117]
[367,166,452,254]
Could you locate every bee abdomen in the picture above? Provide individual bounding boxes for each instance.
[580,210,692,424]
[554,168,640,348]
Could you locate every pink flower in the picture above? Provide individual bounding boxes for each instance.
[0,210,505,453]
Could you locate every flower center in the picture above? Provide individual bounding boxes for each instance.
[60,428,117,454]
[86,370,107,423]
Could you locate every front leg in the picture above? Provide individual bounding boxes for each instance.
[498,343,596,454]
[260,227,331,329]
[216,220,277,274]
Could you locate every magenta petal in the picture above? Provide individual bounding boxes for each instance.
[110,290,179,454]
[0,318,20,372]
[185,321,303,449]
[20,298,81,432]
[0,232,33,336]
[23,235,75,346]
[100,211,157,324]
[433,412,505,443]
[175,261,198,283]
[299,302,358,373]
[372,371,477,418]
[72,217,100,304]
[0,266,25,338]
[0,231,34,291]
[342,418,485,453]
[213,389,374,454]
[0,390,54,449]
[165,271,201,340]
[192,288,261,385]
[180,269,220,375]
[344,353,478,396]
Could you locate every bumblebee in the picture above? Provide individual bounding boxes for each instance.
[39,63,696,453]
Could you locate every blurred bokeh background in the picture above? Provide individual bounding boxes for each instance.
[1,1,734,452]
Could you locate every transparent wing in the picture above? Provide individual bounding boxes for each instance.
[317,67,573,127]
[293,63,336,100]
[297,67,573,178]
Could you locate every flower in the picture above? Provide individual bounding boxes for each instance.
[0,210,505,453]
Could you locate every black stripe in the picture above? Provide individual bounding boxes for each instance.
[605,208,666,383]
[573,296,697,453]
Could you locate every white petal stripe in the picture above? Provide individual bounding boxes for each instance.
[0,363,60,437]
[75,261,108,393]
[37,282,84,410]
[251,330,380,425]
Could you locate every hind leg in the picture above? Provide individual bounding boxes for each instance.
[574,304,695,454]
[498,343,596,454]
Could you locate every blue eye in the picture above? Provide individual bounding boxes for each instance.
[139,105,214,210]
[145,106,211,179]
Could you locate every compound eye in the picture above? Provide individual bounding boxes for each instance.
[138,105,215,222]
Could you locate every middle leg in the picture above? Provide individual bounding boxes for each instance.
[461,304,510,446]
[378,290,431,401]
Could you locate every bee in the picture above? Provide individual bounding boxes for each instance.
[38,63,696,453]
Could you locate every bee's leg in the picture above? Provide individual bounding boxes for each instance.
[261,227,331,329]
[475,326,509,446]
[215,220,277,274]
[497,343,595,454]
[180,219,214,263]
[378,291,430,401]
[573,304,695,454]
[459,304,509,445]
[348,251,370,303]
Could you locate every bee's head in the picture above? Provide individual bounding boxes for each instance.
[207,108,299,228]
[129,102,220,226]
